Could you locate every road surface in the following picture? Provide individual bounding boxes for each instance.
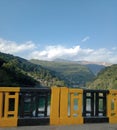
[1,123,117,130]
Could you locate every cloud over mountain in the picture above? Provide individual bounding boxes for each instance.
[30,45,117,64]
[0,38,117,64]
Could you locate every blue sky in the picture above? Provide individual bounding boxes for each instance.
[0,0,117,63]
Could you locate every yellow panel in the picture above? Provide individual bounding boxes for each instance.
[59,117,83,125]
[60,88,83,125]
[0,87,20,127]
[69,89,83,94]
[14,92,19,117]
[110,90,117,94]
[107,90,117,124]
[4,92,9,118]
[0,118,18,127]
[107,91,112,117]
[50,87,60,125]
[0,87,20,92]
[60,87,68,119]
[0,93,3,118]
[50,87,83,125]
[70,93,74,116]
[109,117,117,124]
[7,95,16,98]
[78,90,83,117]
[7,111,15,115]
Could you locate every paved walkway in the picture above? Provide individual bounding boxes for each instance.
[1,124,117,130]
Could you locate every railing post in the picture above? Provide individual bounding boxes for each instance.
[0,87,20,127]
[59,87,69,124]
[107,90,111,121]
[50,87,83,125]
[50,87,60,125]
[67,88,83,124]
[107,90,117,123]
[0,92,3,118]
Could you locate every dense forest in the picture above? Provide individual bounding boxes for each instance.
[0,52,65,87]
[1,52,116,89]
[87,64,117,89]
[30,59,96,87]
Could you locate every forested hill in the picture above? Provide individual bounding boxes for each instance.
[30,59,96,87]
[0,52,65,87]
[87,64,117,89]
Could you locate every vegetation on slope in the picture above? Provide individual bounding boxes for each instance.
[87,64,117,89]
[30,59,95,87]
[0,52,65,87]
[85,64,105,75]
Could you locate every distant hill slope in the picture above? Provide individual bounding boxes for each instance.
[0,52,65,87]
[87,64,117,89]
[30,59,96,87]
[85,64,105,75]
[53,59,108,75]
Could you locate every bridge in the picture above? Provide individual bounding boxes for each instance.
[0,87,117,127]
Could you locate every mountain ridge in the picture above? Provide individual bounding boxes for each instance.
[53,58,112,66]
[0,52,114,89]
[0,52,65,87]
[30,59,99,87]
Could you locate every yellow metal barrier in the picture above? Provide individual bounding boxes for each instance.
[107,90,117,123]
[0,86,113,126]
[50,87,60,125]
[50,87,83,125]
[0,87,20,127]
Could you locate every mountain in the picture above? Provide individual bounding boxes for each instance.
[0,52,65,87]
[85,64,105,75]
[53,58,112,66]
[87,64,117,89]
[30,59,96,87]
[53,58,108,75]
[1,52,113,89]
[76,60,112,66]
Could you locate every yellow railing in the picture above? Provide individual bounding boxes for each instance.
[50,87,83,125]
[107,90,117,123]
[1,86,117,127]
[0,87,20,127]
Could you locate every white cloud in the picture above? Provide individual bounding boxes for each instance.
[29,45,82,60]
[0,38,36,54]
[0,38,117,64]
[81,36,90,42]
[112,47,117,50]
[29,45,117,64]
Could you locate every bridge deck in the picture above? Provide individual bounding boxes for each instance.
[1,124,117,130]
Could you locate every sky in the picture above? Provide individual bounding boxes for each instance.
[0,0,117,63]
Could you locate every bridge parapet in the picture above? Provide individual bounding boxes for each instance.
[0,87,20,127]
[0,87,117,127]
[50,87,83,125]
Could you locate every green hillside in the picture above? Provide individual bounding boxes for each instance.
[85,64,105,75]
[30,59,95,87]
[87,64,117,89]
[0,52,65,87]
